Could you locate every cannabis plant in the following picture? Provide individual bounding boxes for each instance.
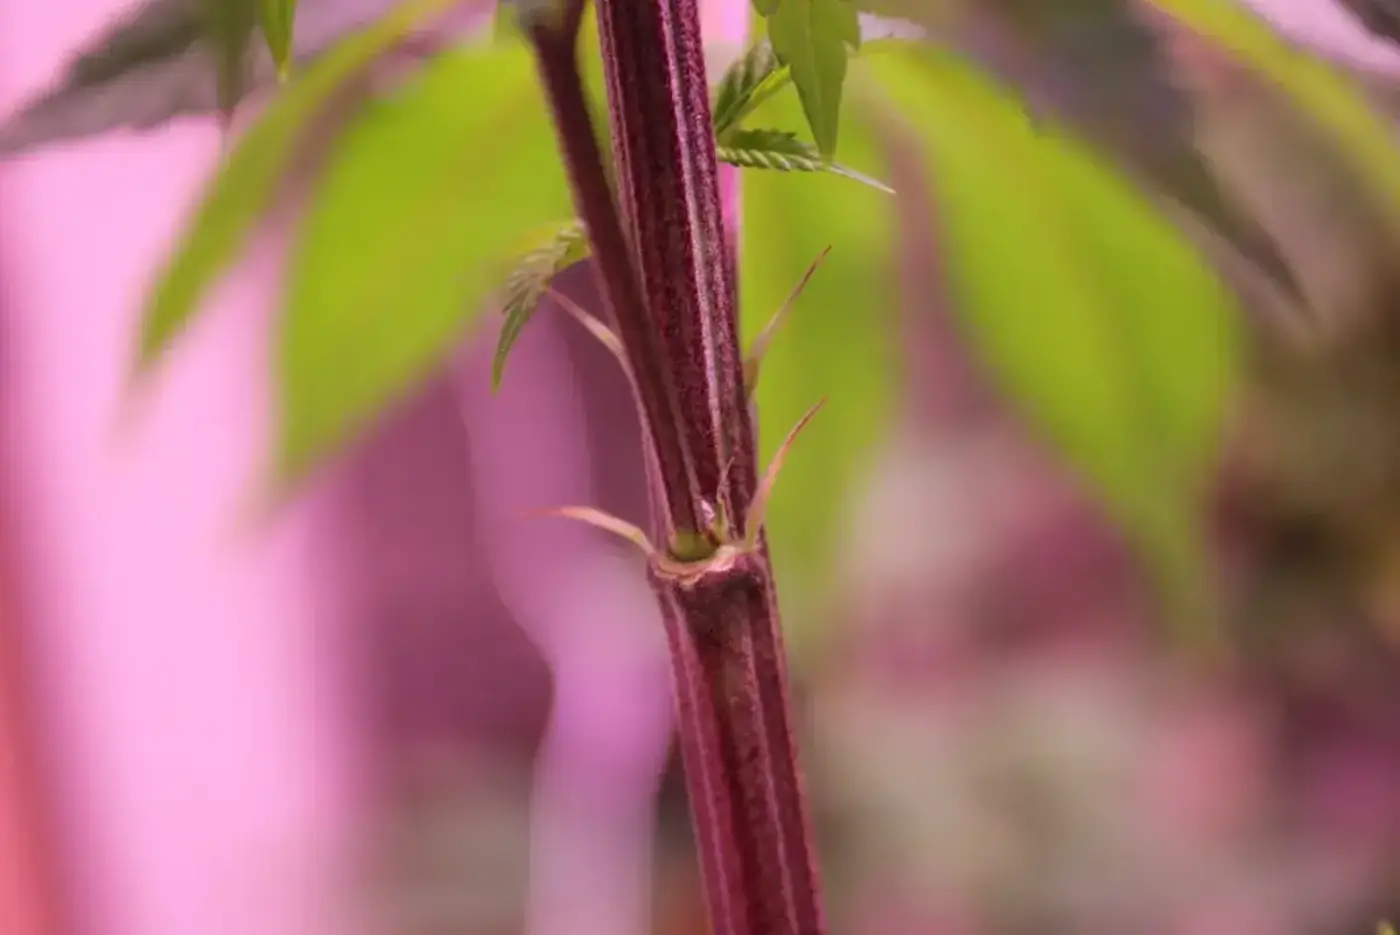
[7,0,1400,931]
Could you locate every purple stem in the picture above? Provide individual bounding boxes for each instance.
[524,1,829,931]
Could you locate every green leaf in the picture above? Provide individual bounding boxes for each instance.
[865,48,1241,648]
[721,127,823,170]
[719,126,894,192]
[259,0,297,79]
[1148,0,1400,239]
[276,42,571,489]
[878,0,1302,303]
[203,0,257,117]
[764,0,861,158]
[711,42,790,142]
[138,0,457,375]
[1190,61,1396,323]
[740,83,898,635]
[752,0,782,16]
[492,222,589,388]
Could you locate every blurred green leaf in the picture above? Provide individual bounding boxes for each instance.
[259,0,297,79]
[866,48,1241,647]
[276,41,570,489]
[1148,0,1400,237]
[1190,60,1398,324]
[203,0,257,116]
[740,83,897,629]
[765,0,861,158]
[878,0,1300,304]
[492,221,589,388]
[138,0,455,375]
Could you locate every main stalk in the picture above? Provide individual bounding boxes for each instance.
[524,0,829,931]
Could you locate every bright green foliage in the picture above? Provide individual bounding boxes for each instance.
[138,0,457,377]
[741,86,897,631]
[492,222,589,388]
[712,43,790,142]
[763,0,861,158]
[866,48,1241,646]
[722,127,829,171]
[259,0,297,79]
[275,43,571,489]
[490,44,891,390]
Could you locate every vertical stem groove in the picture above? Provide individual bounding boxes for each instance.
[595,0,755,521]
[527,6,702,535]
[593,0,828,932]
[525,0,829,930]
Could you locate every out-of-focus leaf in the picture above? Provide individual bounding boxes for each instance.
[204,0,257,116]
[866,48,1241,647]
[492,221,588,388]
[259,0,298,78]
[1187,53,1398,328]
[0,0,425,157]
[1336,0,1400,44]
[765,0,862,158]
[1146,0,1400,240]
[137,0,456,375]
[739,83,897,631]
[862,0,1298,304]
[276,41,570,489]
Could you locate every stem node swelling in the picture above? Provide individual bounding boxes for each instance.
[526,0,832,928]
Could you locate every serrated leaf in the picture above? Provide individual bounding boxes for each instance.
[719,126,894,192]
[137,0,456,374]
[260,0,298,79]
[712,42,787,141]
[739,86,897,634]
[0,0,413,157]
[721,128,825,170]
[866,47,1241,649]
[492,222,589,387]
[765,0,861,158]
[275,42,570,489]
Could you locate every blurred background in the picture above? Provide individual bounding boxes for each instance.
[5,1,1400,934]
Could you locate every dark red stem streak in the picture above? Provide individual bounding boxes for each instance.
[594,0,754,518]
[525,0,828,931]
[592,0,828,932]
[652,555,827,935]
[527,2,702,535]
